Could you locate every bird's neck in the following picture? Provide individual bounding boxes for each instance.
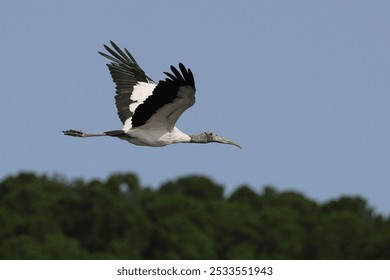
[189,133,208,143]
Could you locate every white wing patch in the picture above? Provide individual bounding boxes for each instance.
[124,82,156,130]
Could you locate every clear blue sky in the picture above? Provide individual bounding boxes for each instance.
[1,1,389,214]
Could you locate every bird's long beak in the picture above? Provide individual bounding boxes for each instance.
[213,135,242,149]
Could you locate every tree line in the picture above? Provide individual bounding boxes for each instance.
[0,172,389,259]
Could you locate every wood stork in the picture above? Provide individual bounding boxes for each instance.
[63,41,241,149]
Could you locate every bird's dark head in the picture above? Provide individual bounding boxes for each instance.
[190,131,242,149]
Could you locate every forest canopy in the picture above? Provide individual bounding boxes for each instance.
[0,172,389,259]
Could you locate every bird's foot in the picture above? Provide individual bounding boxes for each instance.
[63,129,84,137]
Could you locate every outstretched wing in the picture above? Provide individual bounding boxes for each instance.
[131,63,196,131]
[99,41,156,125]
[100,42,196,132]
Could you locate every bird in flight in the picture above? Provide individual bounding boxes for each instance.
[63,41,241,148]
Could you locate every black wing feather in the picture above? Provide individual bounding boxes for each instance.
[99,41,154,124]
[131,63,196,127]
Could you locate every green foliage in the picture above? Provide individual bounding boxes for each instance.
[0,172,389,259]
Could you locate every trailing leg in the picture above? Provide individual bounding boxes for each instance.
[63,129,107,137]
